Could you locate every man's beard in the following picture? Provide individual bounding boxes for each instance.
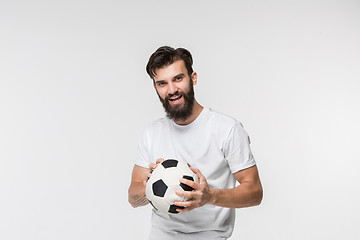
[158,83,195,122]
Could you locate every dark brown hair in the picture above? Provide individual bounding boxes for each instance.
[146,46,193,80]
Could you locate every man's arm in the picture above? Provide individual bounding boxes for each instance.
[128,165,150,208]
[174,165,263,212]
[210,165,263,208]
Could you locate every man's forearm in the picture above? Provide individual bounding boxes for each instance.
[128,182,149,208]
[209,182,263,208]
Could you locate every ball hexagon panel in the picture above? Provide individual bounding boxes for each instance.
[161,167,183,186]
[164,185,186,203]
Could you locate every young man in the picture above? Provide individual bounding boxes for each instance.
[128,46,263,239]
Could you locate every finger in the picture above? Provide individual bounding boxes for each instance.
[146,167,155,181]
[175,189,202,199]
[175,189,194,198]
[156,158,165,164]
[176,207,191,213]
[179,177,198,190]
[149,163,158,170]
[190,167,203,177]
[173,199,193,208]
[172,206,188,213]
[174,203,195,213]
[190,167,206,183]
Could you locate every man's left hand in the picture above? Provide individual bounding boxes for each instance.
[173,167,214,212]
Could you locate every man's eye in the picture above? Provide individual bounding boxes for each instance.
[175,77,182,81]
[157,82,165,86]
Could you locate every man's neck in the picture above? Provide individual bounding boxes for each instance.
[174,101,203,126]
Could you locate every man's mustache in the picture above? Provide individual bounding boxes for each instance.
[165,91,184,101]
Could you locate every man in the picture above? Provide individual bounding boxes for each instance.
[128,46,263,239]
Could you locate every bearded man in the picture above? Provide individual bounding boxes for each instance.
[128,46,263,240]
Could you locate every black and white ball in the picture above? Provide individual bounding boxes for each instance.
[146,159,198,214]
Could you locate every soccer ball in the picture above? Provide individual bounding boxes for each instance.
[146,159,198,214]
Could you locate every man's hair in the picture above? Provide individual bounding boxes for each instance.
[146,46,194,80]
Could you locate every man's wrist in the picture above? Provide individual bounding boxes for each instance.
[208,187,218,206]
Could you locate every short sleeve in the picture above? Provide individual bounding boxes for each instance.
[223,122,256,173]
[134,127,152,168]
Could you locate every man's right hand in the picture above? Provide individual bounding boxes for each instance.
[146,158,165,184]
[128,158,166,208]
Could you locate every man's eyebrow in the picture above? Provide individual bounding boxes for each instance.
[173,73,185,79]
[155,80,166,84]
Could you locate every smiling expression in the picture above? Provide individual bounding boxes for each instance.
[153,60,197,121]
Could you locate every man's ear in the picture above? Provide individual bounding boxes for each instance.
[191,72,198,85]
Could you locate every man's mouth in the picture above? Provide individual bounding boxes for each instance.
[169,95,182,101]
[168,94,183,104]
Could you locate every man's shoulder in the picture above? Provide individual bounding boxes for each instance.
[138,118,167,141]
[207,108,241,127]
[143,117,168,131]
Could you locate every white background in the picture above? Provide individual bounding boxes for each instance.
[1,0,360,239]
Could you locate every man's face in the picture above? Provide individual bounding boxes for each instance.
[153,60,197,122]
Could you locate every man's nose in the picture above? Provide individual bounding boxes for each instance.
[168,82,177,94]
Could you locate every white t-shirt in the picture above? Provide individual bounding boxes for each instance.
[135,107,256,240]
